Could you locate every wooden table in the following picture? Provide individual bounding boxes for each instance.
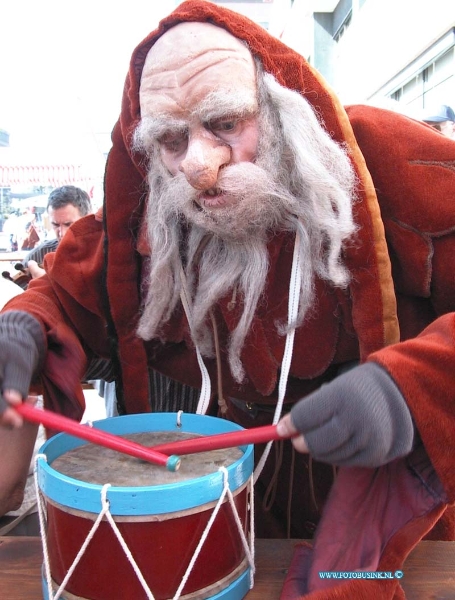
[0,251,27,263]
[0,537,454,599]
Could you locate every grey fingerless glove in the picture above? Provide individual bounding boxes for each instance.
[290,362,414,467]
[0,311,46,413]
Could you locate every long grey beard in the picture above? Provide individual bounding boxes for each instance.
[136,158,309,383]
[185,227,269,382]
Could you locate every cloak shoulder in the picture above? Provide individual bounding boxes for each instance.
[346,105,455,316]
[370,312,455,501]
[0,215,109,420]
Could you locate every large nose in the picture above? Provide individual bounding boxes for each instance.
[179,134,231,190]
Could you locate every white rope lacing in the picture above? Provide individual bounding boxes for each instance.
[35,459,156,599]
[35,453,53,600]
[248,473,255,589]
[35,458,254,599]
[172,467,255,599]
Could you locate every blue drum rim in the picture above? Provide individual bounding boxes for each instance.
[37,413,254,516]
[41,564,252,600]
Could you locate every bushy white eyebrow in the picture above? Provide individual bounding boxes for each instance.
[196,89,258,122]
[140,116,187,140]
[140,89,258,141]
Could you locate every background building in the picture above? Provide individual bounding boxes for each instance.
[280,0,455,117]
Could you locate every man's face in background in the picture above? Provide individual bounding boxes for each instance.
[427,119,455,139]
[48,204,84,242]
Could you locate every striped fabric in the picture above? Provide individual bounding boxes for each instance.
[85,357,201,416]
[23,239,58,267]
[150,370,201,413]
[84,357,116,382]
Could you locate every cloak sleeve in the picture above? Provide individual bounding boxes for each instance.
[1,215,108,421]
[370,312,455,503]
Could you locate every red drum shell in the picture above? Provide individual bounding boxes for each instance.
[46,490,249,599]
[38,413,254,600]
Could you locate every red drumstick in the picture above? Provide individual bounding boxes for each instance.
[152,424,291,456]
[15,403,181,472]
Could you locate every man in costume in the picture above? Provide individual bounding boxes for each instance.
[0,2,454,597]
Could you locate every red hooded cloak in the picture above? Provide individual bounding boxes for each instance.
[3,2,455,598]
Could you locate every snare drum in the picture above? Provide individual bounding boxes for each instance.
[36,412,254,599]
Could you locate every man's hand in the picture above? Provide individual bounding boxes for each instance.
[276,413,309,453]
[276,363,414,468]
[0,391,39,428]
[1,390,23,428]
[0,311,46,428]
[27,260,46,279]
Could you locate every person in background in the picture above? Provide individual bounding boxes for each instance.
[22,185,117,417]
[421,103,455,139]
[22,184,116,412]
[2,209,34,252]
[0,3,454,597]
[24,185,92,279]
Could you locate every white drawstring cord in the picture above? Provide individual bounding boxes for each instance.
[253,228,301,481]
[179,263,212,414]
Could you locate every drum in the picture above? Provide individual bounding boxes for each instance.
[36,412,254,600]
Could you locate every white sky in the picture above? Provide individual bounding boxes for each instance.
[0,0,177,160]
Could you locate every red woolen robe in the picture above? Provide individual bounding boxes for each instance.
[3,2,455,598]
